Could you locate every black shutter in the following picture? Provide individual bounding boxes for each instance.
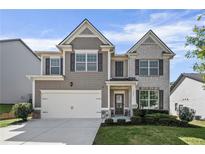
[136,90,140,109]
[135,59,139,75]
[115,61,123,77]
[60,58,63,75]
[45,58,50,75]
[70,53,75,72]
[159,59,163,75]
[98,53,103,72]
[159,90,164,110]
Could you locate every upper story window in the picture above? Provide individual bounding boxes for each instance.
[115,61,124,77]
[50,58,60,75]
[139,90,159,109]
[75,51,98,72]
[139,60,159,76]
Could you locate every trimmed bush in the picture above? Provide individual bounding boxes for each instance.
[144,116,156,124]
[179,106,195,123]
[117,119,126,125]
[12,103,32,121]
[104,118,114,124]
[133,109,169,117]
[130,116,142,124]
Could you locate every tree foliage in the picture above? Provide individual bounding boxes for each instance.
[185,13,205,74]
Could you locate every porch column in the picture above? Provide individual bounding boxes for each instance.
[131,84,136,116]
[107,84,111,117]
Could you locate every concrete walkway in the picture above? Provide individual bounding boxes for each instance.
[0,118,101,145]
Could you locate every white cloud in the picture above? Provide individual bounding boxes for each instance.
[23,38,61,51]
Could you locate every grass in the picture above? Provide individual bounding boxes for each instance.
[93,120,205,145]
[0,104,13,114]
[0,118,22,127]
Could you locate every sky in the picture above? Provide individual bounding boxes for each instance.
[0,9,204,82]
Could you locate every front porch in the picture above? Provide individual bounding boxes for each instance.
[105,79,138,118]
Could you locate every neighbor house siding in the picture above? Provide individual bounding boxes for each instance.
[170,77,205,119]
[35,37,108,108]
[128,43,170,110]
[0,40,40,104]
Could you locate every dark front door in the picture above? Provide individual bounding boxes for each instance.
[115,94,124,115]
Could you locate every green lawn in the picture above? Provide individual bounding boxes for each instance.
[0,104,13,114]
[0,118,21,127]
[94,120,205,145]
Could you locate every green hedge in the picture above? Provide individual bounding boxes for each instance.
[133,109,169,117]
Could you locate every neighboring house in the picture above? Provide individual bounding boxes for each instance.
[0,39,40,104]
[170,73,205,119]
[27,19,175,119]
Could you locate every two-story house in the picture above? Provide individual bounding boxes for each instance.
[27,19,175,119]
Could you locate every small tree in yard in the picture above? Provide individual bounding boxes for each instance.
[185,13,205,79]
[12,103,33,121]
[179,106,195,123]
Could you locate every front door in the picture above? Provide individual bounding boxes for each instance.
[115,94,124,115]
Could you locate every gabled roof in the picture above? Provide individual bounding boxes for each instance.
[127,30,175,56]
[0,38,40,60]
[58,18,114,47]
[170,73,205,94]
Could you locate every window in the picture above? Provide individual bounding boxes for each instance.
[139,90,159,109]
[75,52,97,72]
[175,103,178,111]
[50,58,60,75]
[139,60,159,76]
[115,61,124,77]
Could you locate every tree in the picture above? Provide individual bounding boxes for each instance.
[185,13,205,77]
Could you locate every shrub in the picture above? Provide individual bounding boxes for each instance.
[130,116,142,124]
[146,113,177,120]
[133,109,169,117]
[117,119,126,125]
[104,118,114,124]
[12,103,32,121]
[144,116,156,124]
[179,106,195,123]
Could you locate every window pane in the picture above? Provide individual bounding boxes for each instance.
[51,67,60,74]
[87,63,97,71]
[150,100,158,109]
[150,68,158,75]
[76,54,86,62]
[76,63,86,71]
[140,91,148,99]
[140,100,148,108]
[140,68,148,75]
[140,60,148,67]
[150,60,158,67]
[87,54,97,62]
[150,91,158,99]
[51,59,60,66]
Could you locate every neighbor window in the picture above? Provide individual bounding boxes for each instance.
[75,52,97,72]
[139,60,159,76]
[50,58,60,75]
[139,90,159,109]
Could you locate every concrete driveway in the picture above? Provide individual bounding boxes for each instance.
[0,118,101,145]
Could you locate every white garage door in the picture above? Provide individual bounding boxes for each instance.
[41,90,101,119]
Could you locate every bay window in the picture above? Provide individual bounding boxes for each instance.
[139,90,159,109]
[75,52,97,72]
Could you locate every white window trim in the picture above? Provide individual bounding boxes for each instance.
[139,60,159,76]
[50,57,61,75]
[75,50,98,72]
[139,90,159,109]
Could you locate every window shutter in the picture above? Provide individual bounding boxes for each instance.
[159,90,164,109]
[159,59,163,75]
[136,90,140,109]
[135,59,139,75]
[98,53,103,72]
[60,58,63,75]
[45,58,50,75]
[70,53,75,72]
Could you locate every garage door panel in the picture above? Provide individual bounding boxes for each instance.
[41,90,101,118]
